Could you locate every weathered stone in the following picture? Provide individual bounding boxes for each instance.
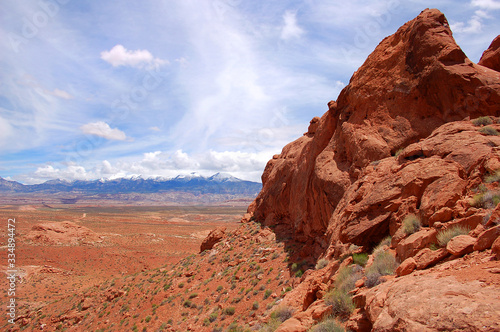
[396,229,437,261]
[446,235,476,256]
[200,227,226,252]
[396,258,417,276]
[492,237,500,260]
[478,35,500,72]
[414,248,449,270]
[473,225,500,251]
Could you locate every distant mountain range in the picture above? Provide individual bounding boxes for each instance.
[0,173,262,196]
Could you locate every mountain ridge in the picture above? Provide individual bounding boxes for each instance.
[0,172,261,196]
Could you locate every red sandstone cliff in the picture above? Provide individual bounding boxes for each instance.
[249,9,500,256]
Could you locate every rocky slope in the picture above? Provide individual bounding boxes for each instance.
[7,8,500,332]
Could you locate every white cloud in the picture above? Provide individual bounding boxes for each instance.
[80,121,128,141]
[451,11,484,33]
[472,0,500,9]
[280,10,304,40]
[51,88,74,100]
[100,44,168,69]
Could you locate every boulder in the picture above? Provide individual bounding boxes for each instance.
[275,318,307,332]
[492,237,500,260]
[25,221,102,246]
[200,227,226,252]
[414,248,449,270]
[396,228,438,261]
[396,257,417,277]
[473,225,500,251]
[446,235,476,256]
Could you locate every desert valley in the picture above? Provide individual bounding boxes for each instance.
[2,7,500,332]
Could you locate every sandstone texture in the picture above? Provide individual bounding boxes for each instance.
[200,226,226,252]
[358,273,500,331]
[249,9,500,257]
[479,35,500,72]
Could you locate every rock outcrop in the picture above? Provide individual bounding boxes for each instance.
[249,8,500,258]
[200,226,226,252]
[479,35,500,72]
[25,221,102,246]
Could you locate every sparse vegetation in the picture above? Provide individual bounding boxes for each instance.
[486,169,500,183]
[324,266,362,320]
[437,225,470,247]
[471,189,500,209]
[403,214,421,235]
[479,126,499,136]
[352,253,368,267]
[472,116,493,126]
[365,250,397,288]
[315,258,329,270]
[309,316,345,332]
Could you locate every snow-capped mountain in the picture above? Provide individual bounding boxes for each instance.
[0,173,261,196]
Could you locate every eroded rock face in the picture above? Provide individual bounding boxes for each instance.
[200,227,226,252]
[358,273,500,331]
[479,35,500,72]
[249,9,500,252]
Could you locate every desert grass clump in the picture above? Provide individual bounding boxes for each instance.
[352,253,368,267]
[471,190,500,209]
[365,250,397,288]
[479,126,499,136]
[309,316,345,332]
[472,116,493,127]
[403,214,421,235]
[324,266,362,320]
[437,225,470,247]
[486,170,500,183]
[270,306,294,322]
[315,258,329,270]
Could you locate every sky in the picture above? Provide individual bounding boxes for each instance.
[1,0,499,184]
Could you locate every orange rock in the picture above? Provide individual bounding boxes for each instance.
[473,225,500,251]
[446,235,476,256]
[492,237,500,260]
[478,35,500,72]
[275,318,307,332]
[250,9,500,254]
[413,248,449,270]
[200,227,226,252]
[396,258,416,277]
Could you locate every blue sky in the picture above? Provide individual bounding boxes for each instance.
[1,0,499,184]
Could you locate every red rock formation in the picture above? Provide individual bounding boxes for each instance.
[200,226,226,252]
[479,35,500,72]
[249,8,500,254]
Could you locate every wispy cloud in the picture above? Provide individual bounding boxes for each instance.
[471,0,500,9]
[280,11,304,40]
[100,44,168,69]
[80,121,128,141]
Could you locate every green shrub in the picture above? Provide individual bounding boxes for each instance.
[189,293,198,299]
[403,214,421,235]
[471,190,500,209]
[365,251,397,288]
[479,126,499,136]
[437,225,470,247]
[209,311,218,322]
[334,266,362,293]
[309,316,345,332]
[145,315,151,323]
[216,285,223,292]
[486,170,500,183]
[224,307,236,315]
[183,300,192,308]
[324,289,355,320]
[472,116,493,126]
[315,258,329,270]
[270,306,294,323]
[264,289,272,299]
[295,270,304,278]
[291,263,299,271]
[352,253,368,267]
[252,301,259,310]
